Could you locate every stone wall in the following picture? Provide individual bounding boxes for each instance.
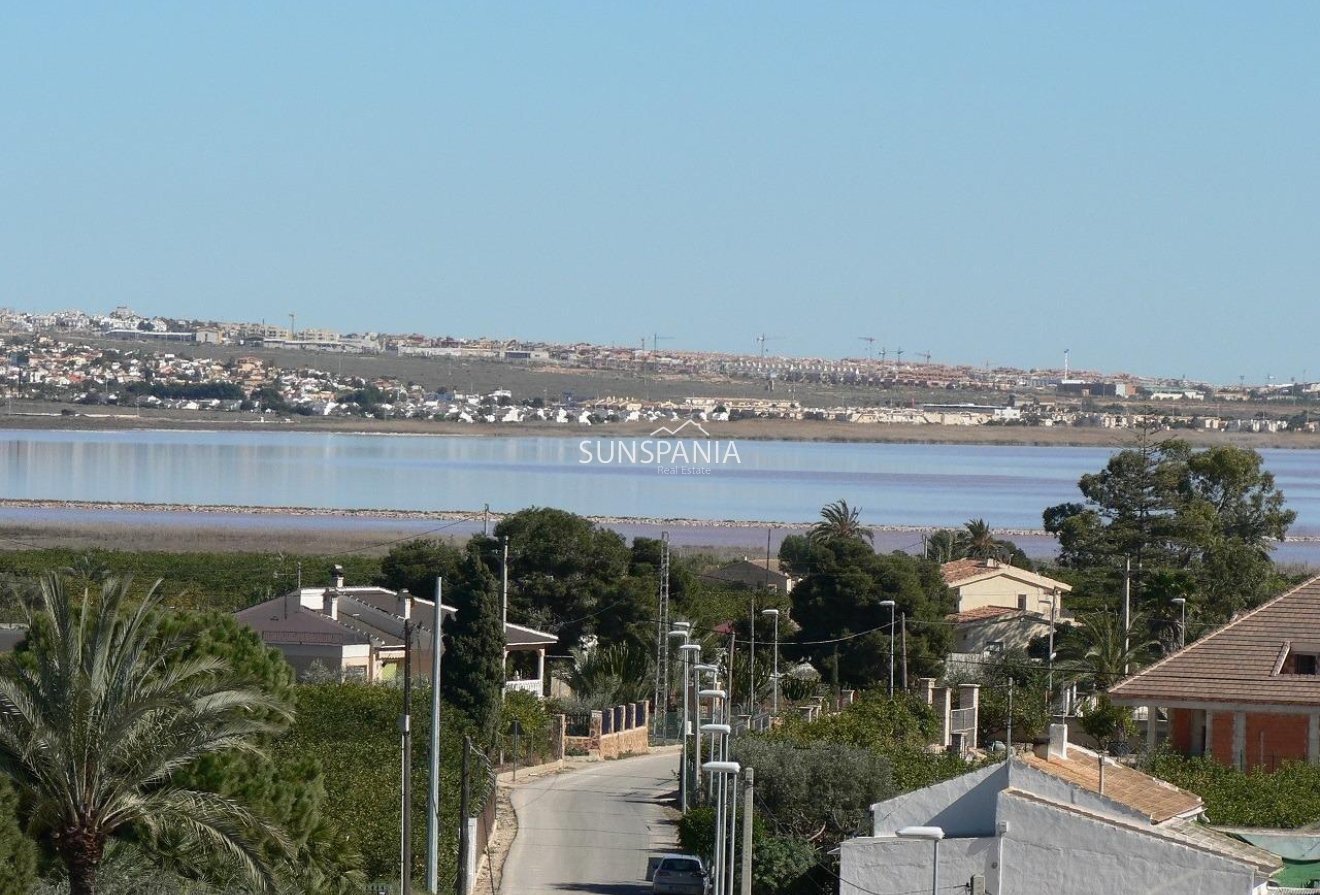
[560,701,650,760]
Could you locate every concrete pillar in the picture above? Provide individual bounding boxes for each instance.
[1309,715,1320,764]
[919,677,937,706]
[1146,705,1158,754]
[933,687,952,747]
[1233,712,1247,770]
[958,684,981,750]
[536,648,546,691]
[1204,711,1215,759]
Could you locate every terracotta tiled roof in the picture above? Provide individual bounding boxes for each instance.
[939,559,1072,593]
[1018,747,1203,824]
[946,606,1022,625]
[941,558,991,585]
[1110,575,1320,708]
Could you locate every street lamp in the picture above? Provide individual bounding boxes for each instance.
[761,609,780,715]
[678,642,701,811]
[701,723,733,854]
[879,600,896,698]
[692,664,718,802]
[897,825,945,895]
[1172,597,1187,650]
[699,691,728,801]
[704,761,741,895]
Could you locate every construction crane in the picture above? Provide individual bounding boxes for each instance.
[755,333,781,359]
[651,334,673,352]
[919,351,932,364]
[878,346,888,362]
[858,336,877,361]
[894,348,904,365]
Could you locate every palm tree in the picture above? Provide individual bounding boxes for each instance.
[1057,610,1157,694]
[563,643,654,708]
[962,518,999,560]
[0,574,291,895]
[809,499,873,544]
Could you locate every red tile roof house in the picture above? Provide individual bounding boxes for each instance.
[1110,575,1320,771]
[942,559,1072,662]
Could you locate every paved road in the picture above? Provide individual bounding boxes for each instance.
[501,751,679,895]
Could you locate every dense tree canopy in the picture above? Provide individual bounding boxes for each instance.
[490,508,652,650]
[1043,438,1295,621]
[783,535,952,690]
[377,538,464,603]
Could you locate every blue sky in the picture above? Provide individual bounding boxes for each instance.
[3,3,1317,384]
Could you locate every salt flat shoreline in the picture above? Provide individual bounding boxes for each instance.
[5,407,1320,450]
[4,498,1319,543]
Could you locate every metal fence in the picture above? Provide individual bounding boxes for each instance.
[649,708,683,745]
[564,711,593,737]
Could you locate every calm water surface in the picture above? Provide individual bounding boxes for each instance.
[4,429,1320,541]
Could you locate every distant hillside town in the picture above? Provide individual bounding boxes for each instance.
[2,305,1319,432]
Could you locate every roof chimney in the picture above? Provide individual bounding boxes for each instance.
[1048,723,1069,760]
[399,588,411,620]
[332,564,345,589]
[322,588,339,621]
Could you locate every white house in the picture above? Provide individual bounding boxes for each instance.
[840,725,1280,895]
[237,570,557,693]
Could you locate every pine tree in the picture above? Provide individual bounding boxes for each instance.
[442,548,507,743]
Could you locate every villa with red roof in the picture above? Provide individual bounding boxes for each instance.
[942,558,1071,656]
[1110,575,1320,771]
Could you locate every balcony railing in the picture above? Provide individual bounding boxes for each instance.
[504,678,543,697]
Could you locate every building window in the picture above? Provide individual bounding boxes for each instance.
[1280,646,1320,675]
[1017,594,1028,611]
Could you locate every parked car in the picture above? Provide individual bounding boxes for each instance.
[649,853,711,895]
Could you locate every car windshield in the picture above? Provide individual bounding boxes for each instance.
[662,859,702,873]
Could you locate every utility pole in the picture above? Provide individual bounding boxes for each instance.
[727,765,738,895]
[400,590,413,895]
[501,536,509,686]
[654,532,671,739]
[740,767,754,895]
[456,737,471,895]
[425,577,444,894]
[1006,677,1014,755]
[1123,558,1132,676]
[901,613,908,691]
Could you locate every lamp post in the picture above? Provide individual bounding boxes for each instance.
[678,642,701,811]
[699,691,727,801]
[1046,590,1058,715]
[692,666,718,804]
[897,825,945,895]
[668,628,689,739]
[1172,597,1187,650]
[704,761,741,895]
[880,600,896,698]
[760,609,780,715]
